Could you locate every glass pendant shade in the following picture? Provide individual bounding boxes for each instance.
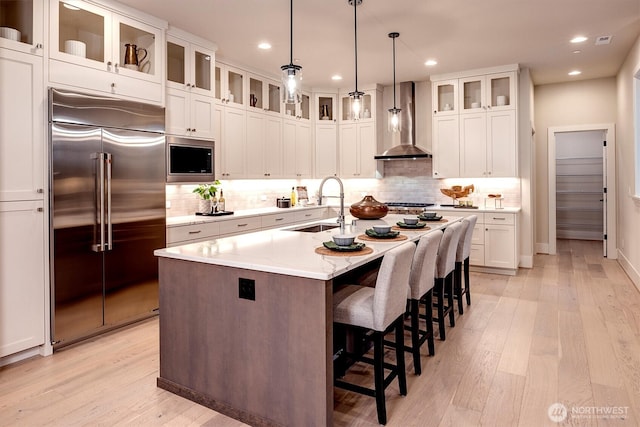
[349,91,364,120]
[388,32,402,133]
[281,0,302,105]
[388,107,401,132]
[281,64,302,104]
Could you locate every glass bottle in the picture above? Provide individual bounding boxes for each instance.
[218,190,225,212]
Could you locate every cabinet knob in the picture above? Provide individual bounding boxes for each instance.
[187,128,191,132]
[192,128,196,132]
[111,83,116,88]
[114,63,119,70]
[34,43,43,49]
[37,207,44,213]
[36,188,44,193]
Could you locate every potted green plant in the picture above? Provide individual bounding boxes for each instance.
[193,180,221,213]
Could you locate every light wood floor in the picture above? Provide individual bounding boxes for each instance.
[1,240,639,426]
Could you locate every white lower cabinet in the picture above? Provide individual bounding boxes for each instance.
[166,221,220,247]
[0,200,45,357]
[483,213,517,269]
[440,210,518,272]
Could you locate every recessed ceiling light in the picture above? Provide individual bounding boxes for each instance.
[331,75,343,81]
[568,70,582,76]
[425,59,438,66]
[258,42,272,50]
[572,50,582,54]
[570,36,588,43]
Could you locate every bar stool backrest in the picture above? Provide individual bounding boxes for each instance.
[436,221,465,279]
[456,215,478,262]
[409,232,442,300]
[373,242,416,331]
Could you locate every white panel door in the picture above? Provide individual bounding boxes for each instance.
[221,107,246,178]
[460,112,487,177]
[432,115,459,178]
[484,224,516,268]
[314,124,337,177]
[339,124,357,177]
[190,93,215,139]
[487,109,517,177]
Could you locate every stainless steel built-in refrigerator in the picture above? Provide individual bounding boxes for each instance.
[49,88,166,349]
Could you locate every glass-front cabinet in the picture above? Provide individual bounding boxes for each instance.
[339,91,373,122]
[166,35,215,97]
[459,71,516,113]
[248,74,281,115]
[315,93,336,122]
[48,0,166,103]
[215,62,245,109]
[0,0,44,55]
[50,0,163,83]
[284,91,310,120]
[432,79,458,115]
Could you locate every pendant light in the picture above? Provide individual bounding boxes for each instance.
[348,0,364,120]
[281,0,302,104]
[388,32,401,132]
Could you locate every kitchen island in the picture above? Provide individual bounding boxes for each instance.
[154,214,458,426]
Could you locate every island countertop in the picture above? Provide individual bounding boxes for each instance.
[154,213,459,280]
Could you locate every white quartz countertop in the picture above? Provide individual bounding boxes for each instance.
[166,204,328,227]
[155,214,459,280]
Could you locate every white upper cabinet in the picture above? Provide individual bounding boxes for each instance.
[165,29,216,139]
[0,0,45,55]
[215,62,245,109]
[283,91,310,121]
[166,31,215,97]
[459,71,516,114]
[432,79,458,116]
[431,65,518,178]
[48,0,167,104]
[247,74,282,116]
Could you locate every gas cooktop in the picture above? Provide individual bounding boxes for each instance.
[385,202,436,214]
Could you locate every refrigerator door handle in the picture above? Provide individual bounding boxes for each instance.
[105,152,113,251]
[91,152,106,252]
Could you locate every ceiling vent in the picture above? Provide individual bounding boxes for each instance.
[595,35,612,45]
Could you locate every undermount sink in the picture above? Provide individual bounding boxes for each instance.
[288,223,340,233]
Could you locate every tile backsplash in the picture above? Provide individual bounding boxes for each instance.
[166,160,521,217]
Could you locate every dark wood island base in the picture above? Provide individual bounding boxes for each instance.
[157,257,334,427]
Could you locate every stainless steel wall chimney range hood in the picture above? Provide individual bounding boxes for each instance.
[375,81,431,160]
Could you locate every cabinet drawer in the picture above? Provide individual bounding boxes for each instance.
[218,216,261,236]
[167,222,219,245]
[262,212,297,228]
[484,213,514,225]
[295,208,326,223]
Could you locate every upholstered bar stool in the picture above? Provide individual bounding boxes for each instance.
[405,232,442,375]
[333,242,416,425]
[432,221,464,341]
[454,215,478,314]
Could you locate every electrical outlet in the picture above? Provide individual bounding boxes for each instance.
[239,278,255,301]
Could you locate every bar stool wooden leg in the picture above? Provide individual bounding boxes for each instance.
[446,274,456,327]
[395,317,407,396]
[373,332,387,425]
[409,299,422,375]
[464,258,471,306]
[454,261,464,314]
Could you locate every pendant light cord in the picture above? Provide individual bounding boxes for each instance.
[392,34,396,109]
[353,0,358,92]
[289,0,294,65]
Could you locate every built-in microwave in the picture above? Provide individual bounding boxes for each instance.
[166,136,215,183]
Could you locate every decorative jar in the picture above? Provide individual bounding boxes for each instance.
[349,195,388,219]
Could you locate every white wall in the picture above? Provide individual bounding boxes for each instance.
[615,35,640,289]
[534,77,617,249]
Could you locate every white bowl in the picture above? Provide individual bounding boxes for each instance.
[333,235,355,246]
[403,218,419,225]
[0,27,21,42]
[422,211,437,218]
[64,40,86,58]
[496,95,508,106]
[372,225,391,234]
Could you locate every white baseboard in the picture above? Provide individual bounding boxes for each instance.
[519,255,533,269]
[0,346,43,368]
[617,249,640,294]
[536,243,549,254]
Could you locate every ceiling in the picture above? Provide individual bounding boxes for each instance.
[116,0,640,88]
